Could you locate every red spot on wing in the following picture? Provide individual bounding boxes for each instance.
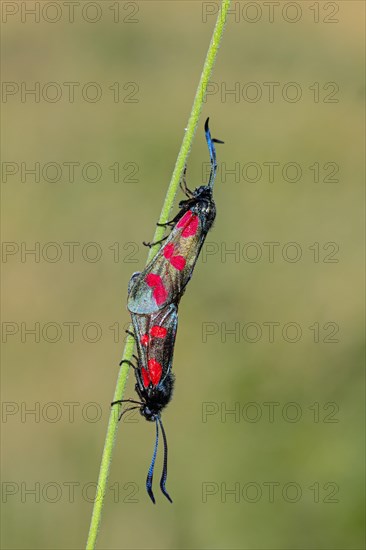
[177,211,192,228]
[148,358,162,385]
[163,243,186,271]
[145,272,168,306]
[182,214,199,237]
[170,255,186,271]
[150,326,167,338]
[146,273,162,287]
[177,211,199,238]
[153,284,168,306]
[141,334,149,346]
[141,367,150,388]
[163,243,175,259]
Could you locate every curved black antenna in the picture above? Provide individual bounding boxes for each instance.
[158,417,173,503]
[205,117,224,189]
[146,419,159,504]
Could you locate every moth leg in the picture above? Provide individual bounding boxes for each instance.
[154,167,192,233]
[111,398,142,406]
[111,398,142,422]
[125,329,135,339]
[156,221,175,227]
[116,405,141,422]
[157,203,190,231]
[119,359,137,370]
[133,354,139,363]
[142,235,169,248]
[180,165,193,197]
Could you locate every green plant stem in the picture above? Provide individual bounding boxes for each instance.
[86,2,231,548]
[147,0,231,262]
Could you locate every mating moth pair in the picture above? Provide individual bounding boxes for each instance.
[113,119,223,503]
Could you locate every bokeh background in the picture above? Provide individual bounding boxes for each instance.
[1,1,364,549]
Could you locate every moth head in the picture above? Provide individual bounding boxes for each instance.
[141,405,158,422]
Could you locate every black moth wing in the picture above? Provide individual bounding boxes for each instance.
[131,303,178,394]
[128,189,216,315]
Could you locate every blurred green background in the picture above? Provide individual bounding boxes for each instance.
[1,1,364,549]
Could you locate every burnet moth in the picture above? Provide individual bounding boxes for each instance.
[127,118,223,315]
[112,303,178,504]
[113,118,222,504]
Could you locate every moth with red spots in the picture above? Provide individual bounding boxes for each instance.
[112,303,177,503]
[128,118,223,314]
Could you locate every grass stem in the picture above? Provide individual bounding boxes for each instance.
[86,2,231,547]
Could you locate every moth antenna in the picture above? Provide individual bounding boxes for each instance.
[158,417,173,503]
[204,117,224,189]
[146,419,159,504]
